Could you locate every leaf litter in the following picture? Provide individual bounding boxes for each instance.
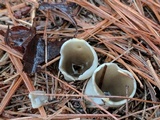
[0,0,160,119]
[2,22,64,74]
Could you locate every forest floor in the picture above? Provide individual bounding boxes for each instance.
[0,0,160,119]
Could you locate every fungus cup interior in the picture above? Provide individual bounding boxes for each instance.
[95,64,135,102]
[61,41,94,77]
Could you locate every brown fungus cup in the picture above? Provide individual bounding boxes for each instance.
[85,63,137,107]
[59,38,98,81]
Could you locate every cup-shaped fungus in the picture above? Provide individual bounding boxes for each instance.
[29,91,48,108]
[59,38,98,81]
[85,63,137,107]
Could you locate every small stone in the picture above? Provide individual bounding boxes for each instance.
[29,91,48,108]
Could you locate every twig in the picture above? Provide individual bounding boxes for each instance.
[147,60,160,89]
[44,71,119,120]
[3,73,19,84]
[0,77,22,114]
[98,65,107,89]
